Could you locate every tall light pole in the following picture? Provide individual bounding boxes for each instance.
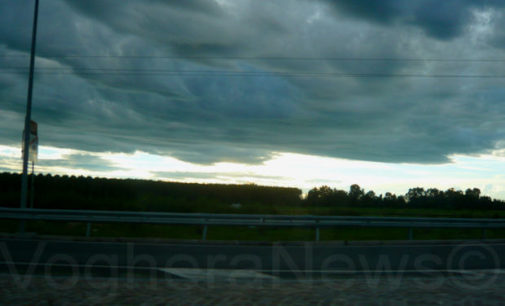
[20,0,40,216]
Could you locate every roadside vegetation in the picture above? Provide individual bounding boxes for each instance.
[2,172,505,241]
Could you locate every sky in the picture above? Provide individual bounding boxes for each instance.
[2,0,505,198]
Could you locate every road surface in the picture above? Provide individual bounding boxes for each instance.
[1,237,505,304]
[1,236,504,274]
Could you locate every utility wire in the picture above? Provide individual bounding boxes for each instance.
[0,67,504,79]
[1,54,505,62]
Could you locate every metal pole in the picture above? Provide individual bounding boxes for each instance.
[19,0,39,234]
[29,161,35,208]
[86,223,92,237]
[20,0,40,210]
[202,225,208,240]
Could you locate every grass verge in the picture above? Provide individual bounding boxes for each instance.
[2,219,505,241]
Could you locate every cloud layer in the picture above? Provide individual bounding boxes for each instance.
[2,0,505,165]
[324,0,505,39]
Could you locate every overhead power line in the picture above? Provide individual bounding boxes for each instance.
[1,54,505,63]
[0,66,504,79]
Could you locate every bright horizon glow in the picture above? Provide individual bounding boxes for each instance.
[1,144,505,200]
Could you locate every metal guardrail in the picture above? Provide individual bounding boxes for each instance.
[2,207,505,241]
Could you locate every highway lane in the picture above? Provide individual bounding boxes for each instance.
[1,237,504,274]
[3,272,505,305]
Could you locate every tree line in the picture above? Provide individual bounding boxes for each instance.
[0,172,301,213]
[1,172,504,212]
[306,184,504,210]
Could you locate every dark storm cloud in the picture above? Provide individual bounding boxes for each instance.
[65,0,225,19]
[323,0,505,40]
[2,0,505,167]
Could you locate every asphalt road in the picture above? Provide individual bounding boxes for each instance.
[1,237,504,275]
[2,237,505,304]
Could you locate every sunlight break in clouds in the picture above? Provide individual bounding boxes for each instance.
[2,144,505,199]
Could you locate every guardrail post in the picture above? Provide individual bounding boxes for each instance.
[315,227,320,241]
[202,225,208,240]
[481,228,487,240]
[408,228,413,240]
[86,222,91,237]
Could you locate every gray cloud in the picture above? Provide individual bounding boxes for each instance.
[322,0,505,40]
[0,151,119,173]
[155,171,286,181]
[2,0,505,167]
[40,153,119,171]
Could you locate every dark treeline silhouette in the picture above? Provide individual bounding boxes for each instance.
[306,184,504,210]
[1,172,504,212]
[0,173,301,213]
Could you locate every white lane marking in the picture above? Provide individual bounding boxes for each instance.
[2,261,505,277]
[158,268,278,280]
[4,238,505,249]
